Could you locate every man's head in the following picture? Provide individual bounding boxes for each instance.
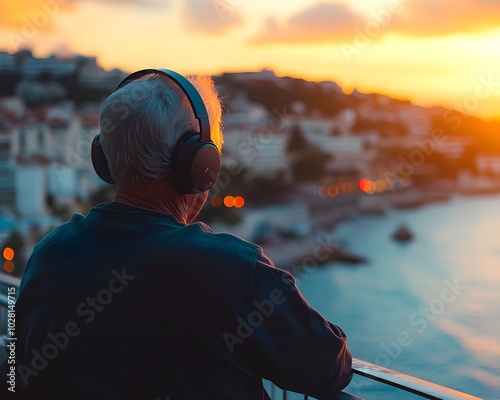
[94,70,224,223]
[97,71,223,188]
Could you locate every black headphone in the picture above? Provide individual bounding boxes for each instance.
[91,68,221,194]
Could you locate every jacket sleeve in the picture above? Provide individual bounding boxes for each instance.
[239,249,353,398]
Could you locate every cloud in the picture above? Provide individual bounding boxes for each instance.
[250,2,365,45]
[390,0,500,36]
[0,0,167,32]
[84,0,169,8]
[182,0,245,35]
[250,0,500,46]
[0,0,75,30]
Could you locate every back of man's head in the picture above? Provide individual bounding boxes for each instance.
[99,76,223,186]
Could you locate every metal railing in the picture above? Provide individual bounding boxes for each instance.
[0,273,483,400]
[270,358,483,399]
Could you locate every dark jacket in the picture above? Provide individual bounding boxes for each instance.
[4,202,352,399]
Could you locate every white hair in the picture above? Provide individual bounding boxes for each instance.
[99,75,223,186]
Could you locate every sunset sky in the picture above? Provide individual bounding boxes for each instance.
[1,0,499,120]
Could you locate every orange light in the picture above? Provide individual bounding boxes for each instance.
[3,247,14,261]
[211,196,222,207]
[358,179,372,193]
[327,185,339,196]
[3,261,14,273]
[375,179,386,193]
[233,196,245,208]
[223,195,234,207]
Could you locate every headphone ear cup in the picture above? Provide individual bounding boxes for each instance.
[171,132,221,194]
[91,134,115,184]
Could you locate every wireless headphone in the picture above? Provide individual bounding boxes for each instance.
[91,68,221,194]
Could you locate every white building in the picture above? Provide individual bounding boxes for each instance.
[15,164,47,217]
[12,125,47,158]
[398,105,433,137]
[476,154,500,175]
[295,117,373,173]
[223,94,269,128]
[434,136,472,159]
[223,128,291,180]
[0,132,15,212]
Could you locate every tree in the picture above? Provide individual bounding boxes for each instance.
[287,124,309,154]
[292,148,332,182]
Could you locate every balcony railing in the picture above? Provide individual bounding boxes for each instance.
[0,272,483,400]
[267,357,483,399]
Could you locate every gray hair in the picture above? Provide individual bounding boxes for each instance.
[99,76,223,186]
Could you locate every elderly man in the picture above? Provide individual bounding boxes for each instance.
[7,69,352,399]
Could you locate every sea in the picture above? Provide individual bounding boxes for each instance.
[277,193,500,400]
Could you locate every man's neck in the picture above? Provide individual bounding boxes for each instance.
[114,181,189,224]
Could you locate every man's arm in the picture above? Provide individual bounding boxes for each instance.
[237,250,353,398]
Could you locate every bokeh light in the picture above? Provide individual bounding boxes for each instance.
[211,196,222,207]
[233,196,245,208]
[359,179,372,193]
[327,185,339,196]
[3,261,14,273]
[223,196,235,207]
[3,247,14,261]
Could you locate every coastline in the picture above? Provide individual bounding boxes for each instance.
[262,183,500,271]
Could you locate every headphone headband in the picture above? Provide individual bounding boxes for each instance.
[116,69,211,143]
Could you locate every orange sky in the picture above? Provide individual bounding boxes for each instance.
[1,0,499,120]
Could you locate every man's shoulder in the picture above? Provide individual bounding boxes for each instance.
[32,212,85,249]
[187,222,265,265]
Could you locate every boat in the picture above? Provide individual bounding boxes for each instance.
[392,224,414,242]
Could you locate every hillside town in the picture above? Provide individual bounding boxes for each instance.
[1,50,500,275]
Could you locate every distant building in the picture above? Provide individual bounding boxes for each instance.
[15,163,47,217]
[222,69,277,82]
[0,131,15,212]
[77,57,125,90]
[20,55,78,80]
[434,136,472,159]
[294,116,373,174]
[476,154,500,175]
[223,128,291,181]
[398,105,433,137]
[0,52,16,72]
[222,95,291,180]
[223,94,269,128]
